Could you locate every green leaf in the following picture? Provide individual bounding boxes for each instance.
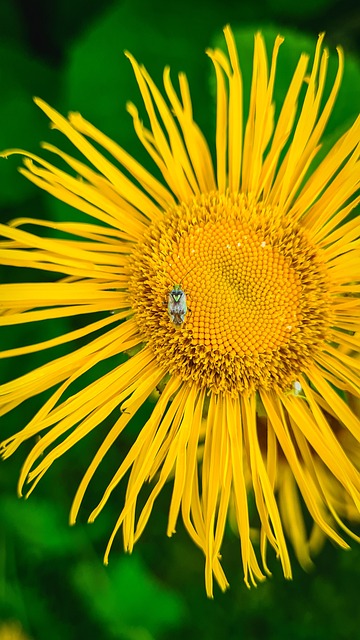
[45,0,225,222]
[62,0,225,165]
[72,555,187,639]
[0,41,60,206]
[2,496,86,557]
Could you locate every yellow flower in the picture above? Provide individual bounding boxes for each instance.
[1,26,360,597]
[0,621,32,640]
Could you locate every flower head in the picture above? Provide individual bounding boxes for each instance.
[1,26,360,597]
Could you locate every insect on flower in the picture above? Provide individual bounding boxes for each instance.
[167,266,194,326]
[284,380,307,399]
[292,380,303,396]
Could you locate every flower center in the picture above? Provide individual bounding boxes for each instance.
[129,192,331,394]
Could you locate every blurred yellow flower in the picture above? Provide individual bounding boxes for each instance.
[1,27,360,597]
[0,621,32,640]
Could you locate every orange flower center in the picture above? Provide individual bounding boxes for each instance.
[129,192,331,394]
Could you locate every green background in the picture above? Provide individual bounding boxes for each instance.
[1,0,360,638]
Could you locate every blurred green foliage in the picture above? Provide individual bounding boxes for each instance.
[1,0,360,638]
